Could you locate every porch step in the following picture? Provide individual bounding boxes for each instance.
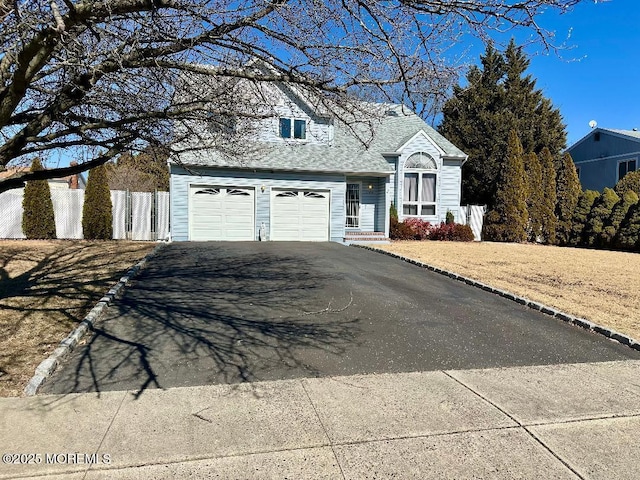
[344,231,390,244]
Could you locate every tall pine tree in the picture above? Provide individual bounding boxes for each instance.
[538,147,557,244]
[82,164,113,240]
[524,151,543,242]
[555,152,581,245]
[22,158,56,239]
[439,39,566,207]
[483,130,528,242]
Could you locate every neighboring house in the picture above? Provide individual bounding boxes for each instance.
[0,163,86,190]
[170,82,468,243]
[567,128,640,192]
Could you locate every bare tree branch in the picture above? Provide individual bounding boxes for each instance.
[0,0,591,191]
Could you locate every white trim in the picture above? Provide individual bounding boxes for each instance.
[395,129,446,156]
[278,116,308,141]
[401,166,438,219]
[573,151,640,165]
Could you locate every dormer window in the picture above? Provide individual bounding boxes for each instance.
[279,118,306,140]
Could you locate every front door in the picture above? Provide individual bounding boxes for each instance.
[345,183,360,228]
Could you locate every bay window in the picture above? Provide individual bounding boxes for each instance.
[402,152,437,216]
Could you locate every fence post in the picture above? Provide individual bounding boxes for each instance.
[152,189,158,241]
[125,189,132,240]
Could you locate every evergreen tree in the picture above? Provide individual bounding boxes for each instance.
[82,164,113,240]
[583,188,619,247]
[439,43,506,207]
[555,152,581,245]
[439,40,566,207]
[603,190,638,247]
[568,190,599,247]
[613,170,640,197]
[22,158,56,239]
[483,130,528,242]
[615,202,640,251]
[539,147,557,244]
[524,151,543,242]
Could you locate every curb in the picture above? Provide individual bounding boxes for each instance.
[354,245,640,352]
[23,243,166,396]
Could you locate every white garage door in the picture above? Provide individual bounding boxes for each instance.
[190,186,255,241]
[271,189,330,241]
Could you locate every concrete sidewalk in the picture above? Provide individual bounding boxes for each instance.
[2,360,639,479]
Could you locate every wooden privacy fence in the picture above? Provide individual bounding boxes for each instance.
[0,189,169,241]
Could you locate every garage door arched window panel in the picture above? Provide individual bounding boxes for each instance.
[304,191,326,198]
[194,188,220,195]
[403,152,437,217]
[276,191,298,197]
[227,188,251,196]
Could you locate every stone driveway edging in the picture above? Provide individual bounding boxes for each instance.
[355,245,640,352]
[23,242,166,396]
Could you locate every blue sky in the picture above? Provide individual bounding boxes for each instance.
[523,0,639,147]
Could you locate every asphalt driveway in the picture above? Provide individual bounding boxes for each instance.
[42,242,640,395]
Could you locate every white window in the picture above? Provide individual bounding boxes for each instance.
[279,118,306,139]
[403,152,437,216]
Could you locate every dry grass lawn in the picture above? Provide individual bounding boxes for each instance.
[379,241,640,342]
[0,240,155,397]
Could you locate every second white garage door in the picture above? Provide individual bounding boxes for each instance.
[190,186,255,241]
[271,189,330,241]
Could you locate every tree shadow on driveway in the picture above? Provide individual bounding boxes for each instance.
[43,244,362,398]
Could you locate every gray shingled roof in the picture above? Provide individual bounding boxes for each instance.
[601,128,640,140]
[175,103,466,174]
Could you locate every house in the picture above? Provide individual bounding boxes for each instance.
[169,83,467,243]
[567,128,640,192]
[0,162,86,190]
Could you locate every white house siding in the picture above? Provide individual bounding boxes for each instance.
[396,133,445,223]
[439,159,463,223]
[170,166,346,242]
[254,84,332,146]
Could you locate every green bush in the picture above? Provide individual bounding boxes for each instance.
[82,164,113,240]
[601,190,638,247]
[568,190,599,246]
[22,158,56,239]
[614,169,640,197]
[390,202,398,222]
[614,202,640,251]
[583,187,619,247]
[445,210,455,225]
